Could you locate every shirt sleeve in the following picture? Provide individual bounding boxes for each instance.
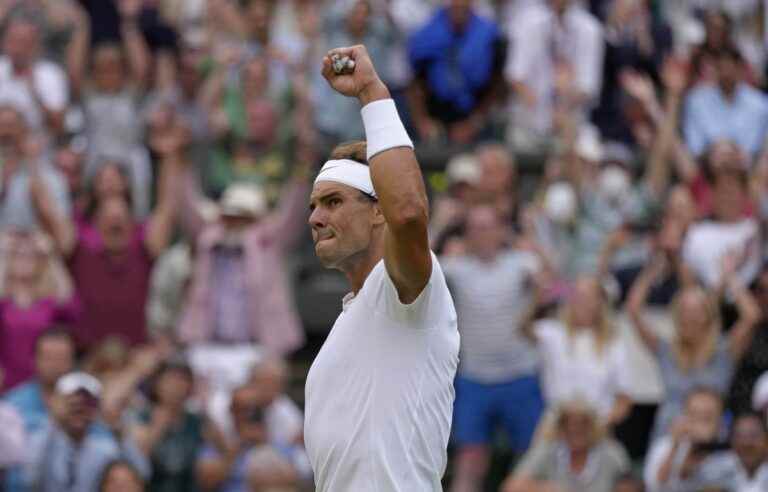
[34,62,68,111]
[378,253,449,325]
[575,19,604,99]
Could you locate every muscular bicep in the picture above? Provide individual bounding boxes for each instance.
[383,222,432,304]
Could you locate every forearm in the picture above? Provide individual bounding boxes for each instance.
[120,19,150,87]
[360,83,428,225]
[657,441,683,484]
[29,171,75,255]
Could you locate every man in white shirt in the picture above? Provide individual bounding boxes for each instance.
[506,0,603,138]
[0,12,68,134]
[304,45,460,491]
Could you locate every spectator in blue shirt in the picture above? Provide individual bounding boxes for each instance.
[23,371,150,492]
[684,45,768,159]
[407,0,505,144]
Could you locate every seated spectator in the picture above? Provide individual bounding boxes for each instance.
[441,205,544,492]
[0,104,70,230]
[644,387,725,492]
[506,0,603,141]
[501,399,631,492]
[67,0,152,218]
[177,143,310,354]
[627,257,761,441]
[24,371,149,492]
[524,275,633,425]
[684,45,768,158]
[313,0,395,144]
[0,230,79,390]
[37,138,182,350]
[130,356,203,492]
[408,0,504,144]
[98,459,146,492]
[196,384,300,492]
[690,412,768,490]
[0,10,68,134]
[0,367,25,482]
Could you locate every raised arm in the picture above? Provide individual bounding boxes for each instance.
[117,0,151,89]
[64,2,90,99]
[717,254,762,361]
[625,256,664,354]
[322,45,430,303]
[144,142,183,259]
[28,150,76,257]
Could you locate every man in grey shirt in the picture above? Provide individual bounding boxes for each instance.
[0,104,70,230]
[442,205,544,492]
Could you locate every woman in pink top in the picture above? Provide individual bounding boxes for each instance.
[0,231,80,390]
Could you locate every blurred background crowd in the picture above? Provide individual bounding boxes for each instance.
[2,0,768,491]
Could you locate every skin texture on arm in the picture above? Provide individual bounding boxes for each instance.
[321,45,431,304]
[625,258,664,354]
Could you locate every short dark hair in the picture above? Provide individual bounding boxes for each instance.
[731,411,768,437]
[330,141,368,165]
[34,326,75,355]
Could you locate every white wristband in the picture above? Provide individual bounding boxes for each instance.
[361,98,414,162]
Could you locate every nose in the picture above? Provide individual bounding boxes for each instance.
[308,206,327,230]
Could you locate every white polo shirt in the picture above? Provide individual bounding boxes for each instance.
[304,254,460,492]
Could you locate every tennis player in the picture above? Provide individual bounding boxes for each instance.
[303,45,460,491]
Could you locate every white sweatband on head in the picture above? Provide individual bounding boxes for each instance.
[361,99,414,161]
[314,159,377,198]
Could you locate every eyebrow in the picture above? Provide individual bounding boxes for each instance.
[309,191,343,209]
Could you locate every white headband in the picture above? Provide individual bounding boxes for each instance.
[314,159,377,198]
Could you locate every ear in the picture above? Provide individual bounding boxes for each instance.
[371,202,386,226]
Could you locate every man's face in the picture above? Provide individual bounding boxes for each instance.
[308,182,380,269]
[464,206,504,259]
[36,337,75,387]
[2,21,39,69]
[448,0,472,28]
[731,416,768,470]
[60,390,99,435]
[716,55,740,91]
[55,148,85,193]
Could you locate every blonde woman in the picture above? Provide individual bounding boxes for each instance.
[501,399,631,492]
[0,231,79,390]
[626,254,760,442]
[523,275,634,426]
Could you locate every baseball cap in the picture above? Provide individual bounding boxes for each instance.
[55,371,102,398]
[445,153,481,186]
[219,183,267,218]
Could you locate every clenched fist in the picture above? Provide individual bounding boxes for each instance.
[321,45,390,105]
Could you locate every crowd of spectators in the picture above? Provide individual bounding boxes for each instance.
[2,0,768,491]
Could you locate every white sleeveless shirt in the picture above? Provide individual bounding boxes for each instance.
[304,254,460,491]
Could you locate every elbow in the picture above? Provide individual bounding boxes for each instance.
[388,200,429,231]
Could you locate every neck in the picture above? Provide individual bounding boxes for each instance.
[341,235,384,295]
[7,280,37,307]
[570,447,589,472]
[720,82,737,100]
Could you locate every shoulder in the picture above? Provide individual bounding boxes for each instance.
[571,8,602,35]
[366,253,455,326]
[4,382,41,408]
[533,318,563,341]
[600,439,631,469]
[34,60,65,77]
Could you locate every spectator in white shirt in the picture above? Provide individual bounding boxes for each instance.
[682,167,761,290]
[523,275,634,426]
[506,0,604,139]
[0,10,68,134]
[644,387,724,492]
